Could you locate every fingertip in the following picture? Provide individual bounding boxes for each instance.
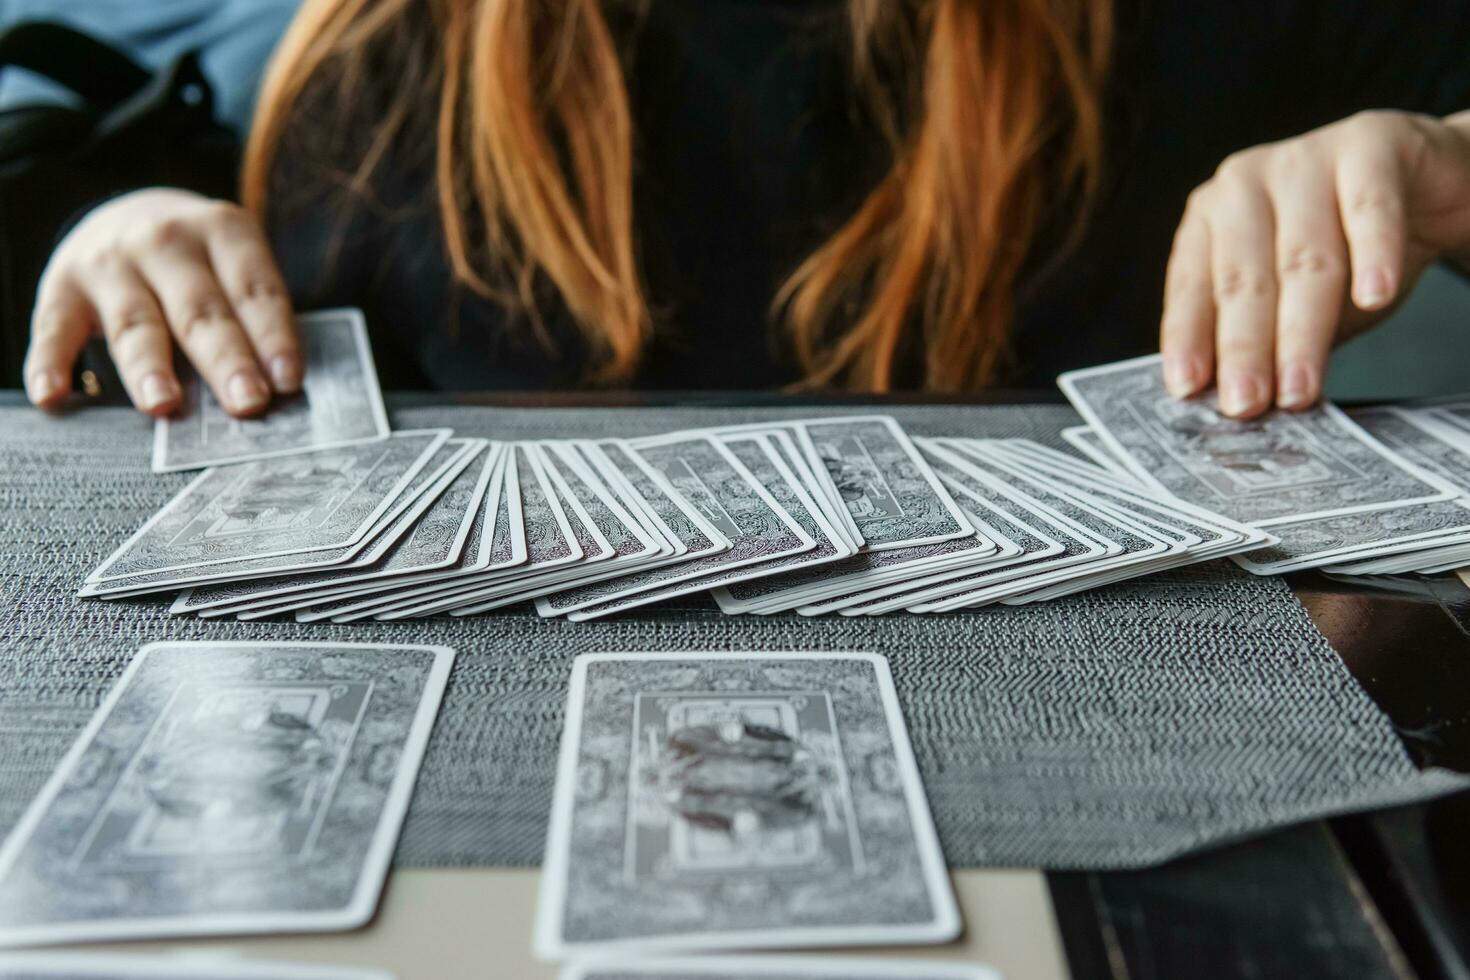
[26,368,67,409]
[137,371,182,416]
[1352,266,1396,311]
[267,353,303,394]
[1219,373,1269,419]
[225,370,271,417]
[1163,352,1207,399]
[1276,362,1319,411]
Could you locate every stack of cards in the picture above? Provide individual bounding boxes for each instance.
[1324,405,1470,575]
[535,652,997,978]
[1058,355,1470,576]
[0,641,453,949]
[90,410,1275,621]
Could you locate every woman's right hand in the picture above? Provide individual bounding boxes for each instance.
[24,188,301,417]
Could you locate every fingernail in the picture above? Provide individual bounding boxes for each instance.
[1164,355,1201,397]
[27,369,61,404]
[139,372,180,412]
[227,371,269,412]
[1220,376,1264,417]
[268,354,302,393]
[1355,267,1392,308]
[1278,363,1315,409]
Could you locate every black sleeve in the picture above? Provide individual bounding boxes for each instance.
[1296,0,1470,118]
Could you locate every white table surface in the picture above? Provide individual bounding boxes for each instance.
[51,868,1071,979]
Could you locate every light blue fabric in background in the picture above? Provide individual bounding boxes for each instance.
[0,0,298,135]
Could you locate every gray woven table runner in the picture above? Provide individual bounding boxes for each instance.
[2,403,1463,871]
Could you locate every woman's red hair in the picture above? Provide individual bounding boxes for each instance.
[243,0,1112,390]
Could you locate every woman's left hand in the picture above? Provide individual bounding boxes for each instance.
[1160,109,1470,417]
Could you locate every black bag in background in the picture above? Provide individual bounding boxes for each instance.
[0,21,240,392]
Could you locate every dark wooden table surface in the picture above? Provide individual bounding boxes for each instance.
[26,382,1470,979]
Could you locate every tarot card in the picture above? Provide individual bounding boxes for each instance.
[707,424,1020,609]
[498,443,581,571]
[580,440,731,561]
[1059,426,1138,483]
[942,442,1190,604]
[558,955,999,980]
[1350,407,1470,493]
[535,652,959,958]
[1326,538,1470,575]
[86,429,449,586]
[796,417,970,550]
[765,424,867,551]
[1395,546,1470,574]
[820,491,1068,616]
[695,421,865,551]
[536,444,615,568]
[787,507,1028,616]
[1407,551,1470,574]
[152,308,390,473]
[0,641,453,947]
[292,443,581,623]
[717,508,1008,616]
[385,443,686,619]
[880,441,1132,613]
[100,437,473,605]
[364,444,639,620]
[0,952,393,979]
[991,440,1270,559]
[735,520,1007,614]
[688,429,934,613]
[1058,354,1454,525]
[82,433,462,600]
[544,442,667,565]
[701,425,861,549]
[541,435,814,620]
[211,445,518,622]
[1426,399,1470,430]
[170,441,494,615]
[1408,400,1470,450]
[1232,498,1470,575]
[237,439,496,613]
[935,439,1175,568]
[708,431,855,567]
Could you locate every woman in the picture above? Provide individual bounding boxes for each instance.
[21,0,1470,420]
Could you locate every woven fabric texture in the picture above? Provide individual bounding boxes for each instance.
[2,403,1462,871]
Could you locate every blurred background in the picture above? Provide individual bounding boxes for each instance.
[1,0,1466,400]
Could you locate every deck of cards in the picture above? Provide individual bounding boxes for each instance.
[87,410,1287,619]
